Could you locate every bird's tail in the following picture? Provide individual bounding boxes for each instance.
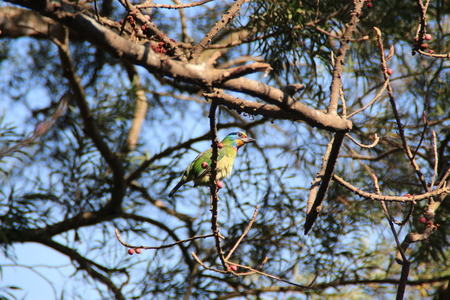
[168,181,185,197]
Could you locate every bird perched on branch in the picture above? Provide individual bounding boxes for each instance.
[168,131,256,197]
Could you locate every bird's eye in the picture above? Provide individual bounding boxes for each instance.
[238,132,243,137]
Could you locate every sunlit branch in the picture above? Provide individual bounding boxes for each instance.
[190,0,246,63]
[345,133,379,149]
[173,0,189,44]
[417,50,450,58]
[429,131,438,191]
[326,0,364,114]
[333,174,449,203]
[122,63,148,153]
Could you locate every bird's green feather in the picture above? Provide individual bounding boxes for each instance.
[168,132,255,197]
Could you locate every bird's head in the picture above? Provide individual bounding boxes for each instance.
[222,131,256,149]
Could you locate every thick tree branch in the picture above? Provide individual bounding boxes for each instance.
[122,63,148,153]
[304,132,346,234]
[5,0,351,132]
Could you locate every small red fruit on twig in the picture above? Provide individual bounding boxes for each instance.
[419,217,427,224]
[216,181,224,189]
[228,264,237,271]
[128,248,135,255]
[387,69,393,75]
[425,34,432,40]
[202,162,208,169]
[135,248,142,254]
[217,142,223,149]
[366,2,373,8]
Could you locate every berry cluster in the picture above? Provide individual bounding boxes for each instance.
[412,34,434,55]
[128,248,142,255]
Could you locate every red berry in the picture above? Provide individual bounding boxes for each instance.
[387,69,393,75]
[145,15,151,20]
[419,217,427,224]
[128,248,135,255]
[202,162,208,169]
[366,2,373,8]
[229,265,237,271]
[421,44,428,49]
[428,50,434,54]
[135,248,142,254]
[404,193,411,197]
[217,142,223,149]
[425,34,432,40]
[216,181,224,189]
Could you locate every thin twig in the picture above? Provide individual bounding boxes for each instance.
[429,130,438,191]
[191,252,308,288]
[333,174,448,203]
[374,26,429,192]
[347,79,389,118]
[136,0,213,9]
[346,133,379,149]
[411,111,428,160]
[121,0,187,62]
[372,175,408,261]
[225,205,259,260]
[115,228,213,250]
[190,0,246,63]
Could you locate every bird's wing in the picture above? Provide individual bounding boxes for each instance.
[192,147,229,180]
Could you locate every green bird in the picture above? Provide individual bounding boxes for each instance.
[168,131,256,197]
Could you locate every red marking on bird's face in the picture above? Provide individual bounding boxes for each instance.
[237,132,247,139]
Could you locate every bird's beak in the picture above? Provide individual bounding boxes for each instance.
[241,137,256,144]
